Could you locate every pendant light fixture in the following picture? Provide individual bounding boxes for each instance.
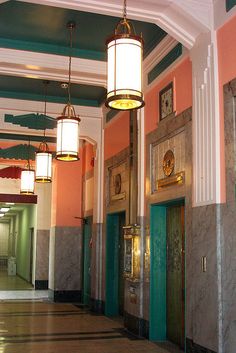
[105,0,144,111]
[56,22,80,161]
[35,81,52,183]
[20,139,35,195]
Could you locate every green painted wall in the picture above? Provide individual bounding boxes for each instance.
[16,205,36,282]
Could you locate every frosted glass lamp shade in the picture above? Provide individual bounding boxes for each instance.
[35,151,52,183]
[106,35,144,110]
[56,116,80,161]
[20,169,35,195]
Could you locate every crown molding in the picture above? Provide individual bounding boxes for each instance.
[0,48,106,87]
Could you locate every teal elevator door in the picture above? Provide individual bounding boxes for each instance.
[105,211,125,316]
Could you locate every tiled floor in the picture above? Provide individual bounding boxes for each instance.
[0,269,33,290]
[0,301,184,353]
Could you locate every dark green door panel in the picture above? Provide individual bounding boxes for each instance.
[150,201,185,348]
[166,205,185,347]
[118,213,125,315]
[105,212,125,316]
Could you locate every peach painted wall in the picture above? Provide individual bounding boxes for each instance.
[217,14,236,202]
[51,153,83,227]
[145,57,192,135]
[104,111,129,161]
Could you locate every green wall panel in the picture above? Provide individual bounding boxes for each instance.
[226,0,236,11]
[148,43,182,85]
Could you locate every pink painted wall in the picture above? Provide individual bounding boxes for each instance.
[145,57,192,135]
[217,14,236,202]
[51,154,83,227]
[104,111,129,161]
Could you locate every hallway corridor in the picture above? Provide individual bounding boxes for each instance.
[0,301,182,353]
[0,269,33,290]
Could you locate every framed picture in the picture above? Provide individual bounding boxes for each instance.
[159,82,173,120]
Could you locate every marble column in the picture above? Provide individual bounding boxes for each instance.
[48,160,83,302]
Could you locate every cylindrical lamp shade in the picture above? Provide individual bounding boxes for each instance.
[20,169,35,195]
[56,117,80,161]
[35,151,52,183]
[106,35,144,110]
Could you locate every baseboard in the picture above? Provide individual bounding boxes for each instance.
[35,280,48,290]
[90,298,105,314]
[186,338,217,353]
[49,289,82,303]
[124,311,149,338]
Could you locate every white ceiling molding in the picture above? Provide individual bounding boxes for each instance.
[0,97,103,130]
[172,0,213,30]
[144,35,179,76]
[0,48,106,87]
[17,0,211,49]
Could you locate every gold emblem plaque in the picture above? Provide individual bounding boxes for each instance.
[163,150,175,176]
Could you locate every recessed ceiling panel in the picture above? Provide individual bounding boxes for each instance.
[0,1,166,60]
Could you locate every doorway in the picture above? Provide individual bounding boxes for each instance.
[83,216,92,305]
[149,201,185,349]
[105,211,126,316]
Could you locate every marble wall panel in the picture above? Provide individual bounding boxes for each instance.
[49,226,82,291]
[35,229,49,281]
[220,82,236,353]
[191,205,218,352]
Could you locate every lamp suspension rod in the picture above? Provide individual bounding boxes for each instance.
[43,80,49,139]
[67,22,75,105]
[27,138,30,169]
[123,0,127,19]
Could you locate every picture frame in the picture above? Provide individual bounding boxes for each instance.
[159,82,173,120]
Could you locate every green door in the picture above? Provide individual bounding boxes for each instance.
[166,205,185,348]
[83,217,92,305]
[118,212,125,315]
[105,211,125,316]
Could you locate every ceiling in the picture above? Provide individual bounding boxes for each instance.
[0,0,166,111]
[0,1,166,60]
[0,0,224,148]
[0,202,28,223]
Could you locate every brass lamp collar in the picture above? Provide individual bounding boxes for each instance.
[61,103,81,121]
[37,141,50,153]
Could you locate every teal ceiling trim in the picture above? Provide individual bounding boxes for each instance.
[0,38,106,61]
[0,133,56,144]
[226,0,236,11]
[148,43,183,85]
[106,109,119,123]
[5,113,56,130]
[0,90,99,107]
[0,144,37,160]
[144,32,167,58]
